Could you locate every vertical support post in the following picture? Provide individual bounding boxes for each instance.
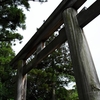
[63,8,100,100]
[16,60,27,100]
[22,74,27,100]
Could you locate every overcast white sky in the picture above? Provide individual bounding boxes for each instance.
[12,0,100,80]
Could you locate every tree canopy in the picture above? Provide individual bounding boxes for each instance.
[0,42,16,99]
[0,0,31,43]
[0,0,30,99]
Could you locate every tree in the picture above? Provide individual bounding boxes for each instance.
[0,0,30,99]
[0,42,16,99]
[26,33,79,100]
[0,0,48,43]
[0,0,31,43]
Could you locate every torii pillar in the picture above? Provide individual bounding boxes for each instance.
[16,60,27,100]
[63,8,100,100]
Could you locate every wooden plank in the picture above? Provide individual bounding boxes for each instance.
[63,8,100,100]
[10,0,86,68]
[23,28,67,75]
[77,0,100,28]
[73,0,86,9]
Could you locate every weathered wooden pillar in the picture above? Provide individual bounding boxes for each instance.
[63,8,100,100]
[16,60,27,100]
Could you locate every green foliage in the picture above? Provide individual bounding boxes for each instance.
[0,0,30,43]
[26,34,78,100]
[0,0,31,99]
[0,42,16,99]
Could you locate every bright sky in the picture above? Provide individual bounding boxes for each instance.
[12,0,100,80]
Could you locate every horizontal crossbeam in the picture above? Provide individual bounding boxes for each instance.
[77,0,100,28]
[23,0,100,74]
[10,0,86,68]
[23,28,67,75]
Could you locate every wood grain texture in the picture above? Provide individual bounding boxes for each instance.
[63,8,100,100]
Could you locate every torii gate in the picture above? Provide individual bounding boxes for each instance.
[10,0,100,100]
